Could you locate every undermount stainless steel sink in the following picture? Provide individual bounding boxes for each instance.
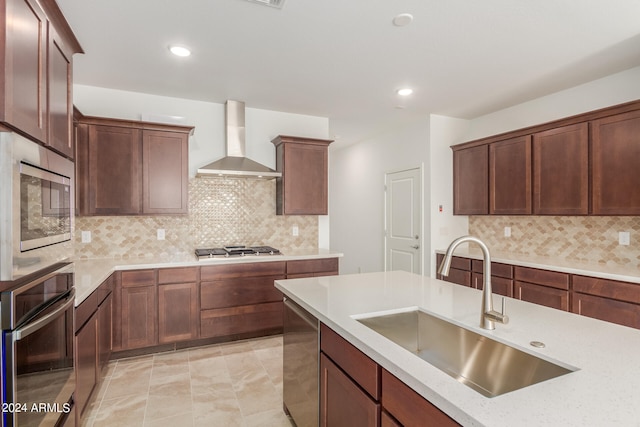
[355,308,576,398]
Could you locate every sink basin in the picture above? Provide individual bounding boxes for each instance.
[355,308,576,397]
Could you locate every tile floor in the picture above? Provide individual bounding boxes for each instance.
[81,335,293,427]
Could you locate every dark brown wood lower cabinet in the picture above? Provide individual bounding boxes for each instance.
[381,370,459,427]
[121,284,157,350]
[514,281,569,311]
[200,302,283,338]
[320,353,380,427]
[158,282,198,343]
[75,312,97,418]
[381,411,401,427]
[98,292,113,372]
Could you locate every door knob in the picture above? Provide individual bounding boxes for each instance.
[410,245,420,250]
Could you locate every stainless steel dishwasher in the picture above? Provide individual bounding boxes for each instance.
[283,297,319,427]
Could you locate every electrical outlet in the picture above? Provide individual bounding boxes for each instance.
[292,225,299,236]
[81,231,91,243]
[157,229,166,240]
[504,227,511,237]
[619,231,630,246]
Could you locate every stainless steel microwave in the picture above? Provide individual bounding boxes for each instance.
[0,132,75,281]
[19,161,71,251]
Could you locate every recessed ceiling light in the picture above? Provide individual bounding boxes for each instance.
[169,45,191,57]
[397,88,413,96]
[244,0,286,8]
[393,13,413,27]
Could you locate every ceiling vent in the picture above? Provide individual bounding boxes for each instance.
[244,0,285,8]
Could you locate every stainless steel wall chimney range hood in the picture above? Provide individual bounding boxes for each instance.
[196,100,281,179]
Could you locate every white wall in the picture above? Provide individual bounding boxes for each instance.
[428,115,471,275]
[464,66,640,141]
[72,85,331,247]
[329,118,430,275]
[73,85,330,177]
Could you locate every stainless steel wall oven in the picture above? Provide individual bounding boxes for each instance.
[1,263,75,427]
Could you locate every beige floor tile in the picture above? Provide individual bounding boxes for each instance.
[83,335,288,427]
[144,412,195,427]
[92,394,147,427]
[243,408,294,427]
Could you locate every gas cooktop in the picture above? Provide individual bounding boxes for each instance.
[195,245,281,259]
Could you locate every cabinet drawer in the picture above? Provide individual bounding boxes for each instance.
[287,258,339,275]
[436,254,471,271]
[97,273,115,304]
[320,323,380,400]
[572,292,640,329]
[120,269,156,287]
[472,273,514,298]
[440,268,471,287]
[201,261,286,281]
[75,292,98,332]
[158,267,198,284]
[573,275,640,304]
[200,302,283,338]
[514,266,569,290]
[515,281,569,311]
[200,276,284,309]
[382,370,459,427]
[471,260,513,279]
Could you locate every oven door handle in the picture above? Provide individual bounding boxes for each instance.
[14,288,75,341]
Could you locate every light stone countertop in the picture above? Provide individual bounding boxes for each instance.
[435,247,640,284]
[275,270,640,427]
[73,248,342,306]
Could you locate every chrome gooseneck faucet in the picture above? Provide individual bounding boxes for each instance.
[437,236,509,330]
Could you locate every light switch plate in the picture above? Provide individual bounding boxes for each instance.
[157,229,166,240]
[504,227,511,237]
[81,231,91,243]
[292,225,299,236]
[619,231,630,246]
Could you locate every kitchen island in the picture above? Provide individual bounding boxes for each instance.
[275,270,640,426]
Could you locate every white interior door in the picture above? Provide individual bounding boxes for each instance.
[385,167,422,274]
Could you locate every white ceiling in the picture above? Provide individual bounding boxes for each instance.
[57,0,640,147]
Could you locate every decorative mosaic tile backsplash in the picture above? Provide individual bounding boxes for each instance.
[469,216,640,267]
[74,178,318,259]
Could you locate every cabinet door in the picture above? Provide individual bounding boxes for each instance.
[98,292,112,372]
[47,25,74,158]
[320,353,380,427]
[381,370,459,427]
[158,282,198,343]
[592,110,640,215]
[533,123,588,215]
[87,125,142,215]
[273,137,332,215]
[490,136,532,214]
[121,285,157,350]
[1,0,48,142]
[75,312,97,418]
[142,130,188,214]
[286,142,327,215]
[514,281,569,311]
[453,144,489,215]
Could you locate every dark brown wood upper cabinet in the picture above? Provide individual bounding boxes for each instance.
[453,144,488,215]
[272,135,333,215]
[76,115,193,216]
[532,123,589,215]
[489,136,532,215]
[1,0,48,143]
[87,125,142,215]
[592,110,640,215]
[142,130,189,214]
[1,0,82,157]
